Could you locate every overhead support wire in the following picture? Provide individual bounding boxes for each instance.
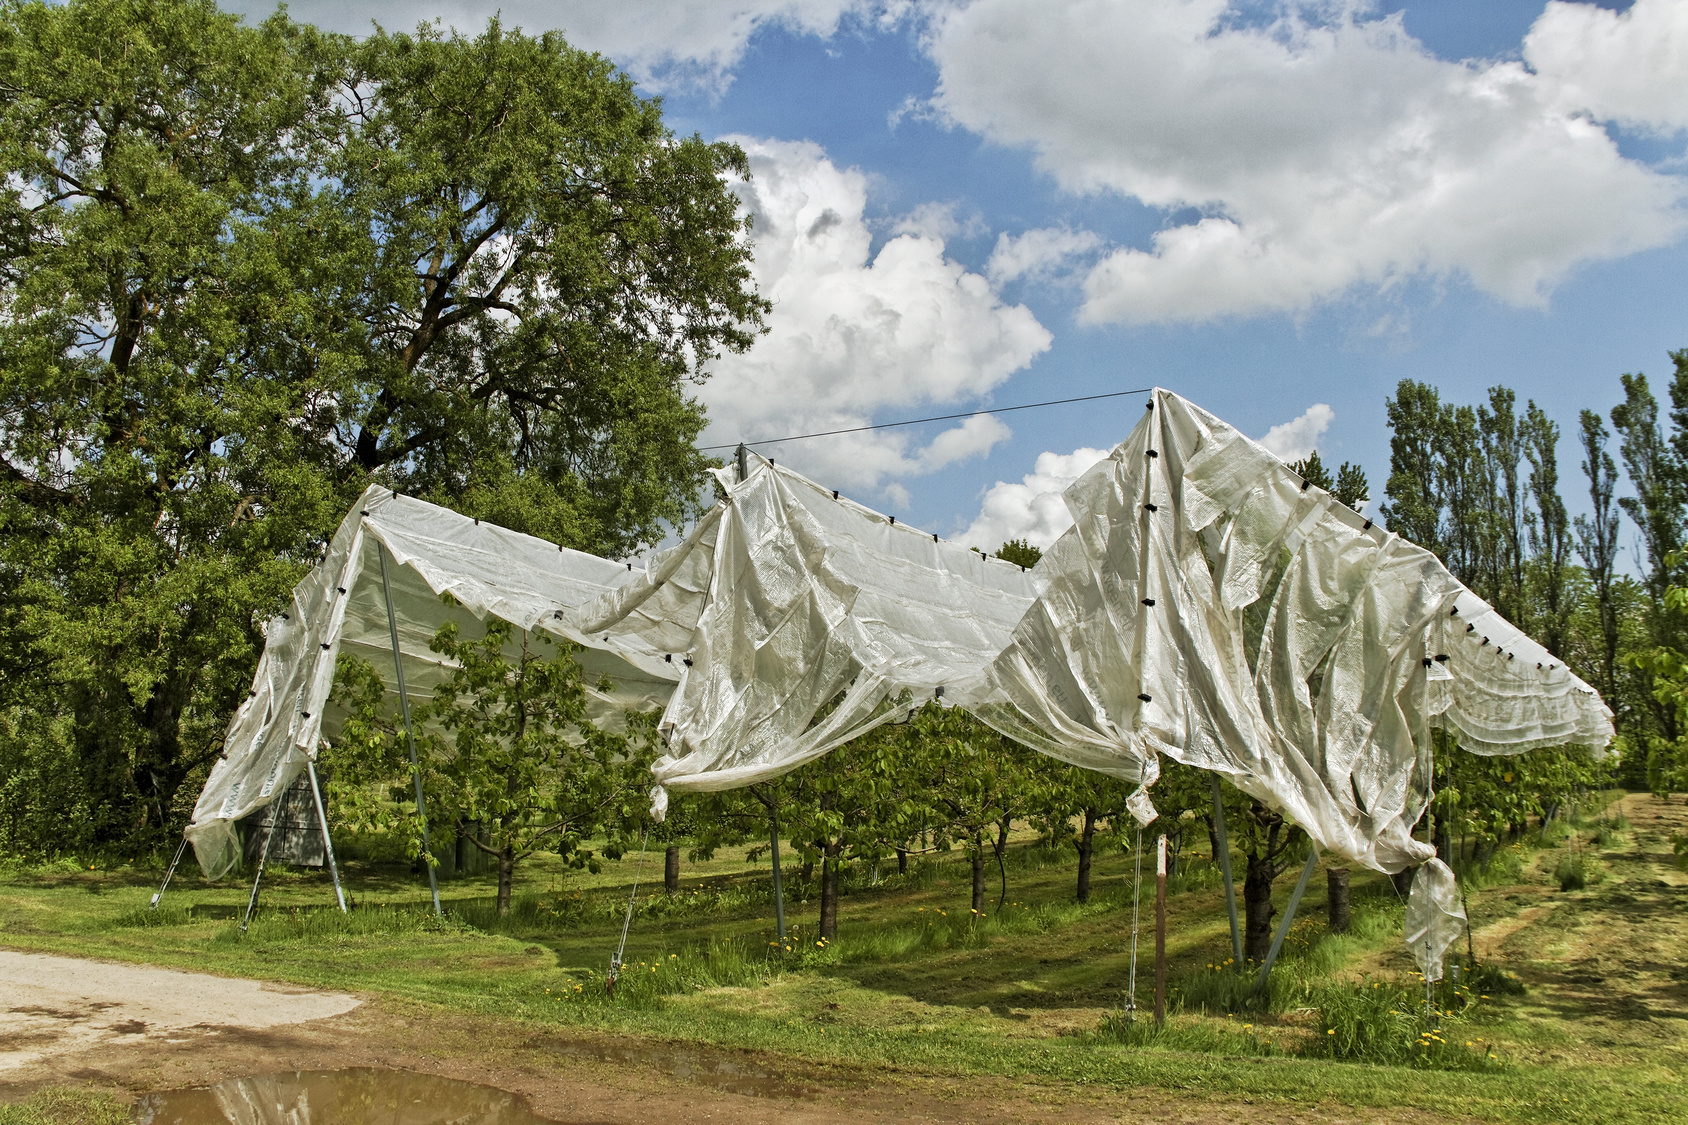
[702,387,1156,452]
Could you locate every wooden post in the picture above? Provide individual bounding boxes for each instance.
[1327,866,1351,934]
[1154,833,1168,1028]
[664,845,680,895]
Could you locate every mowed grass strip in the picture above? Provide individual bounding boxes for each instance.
[2,793,1683,1125]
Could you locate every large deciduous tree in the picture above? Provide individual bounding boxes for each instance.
[0,0,765,855]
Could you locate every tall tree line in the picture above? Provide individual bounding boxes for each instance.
[1381,366,1688,804]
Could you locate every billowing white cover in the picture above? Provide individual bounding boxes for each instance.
[977,390,1611,872]
[1405,858,1468,981]
[186,486,680,878]
[573,460,1045,795]
[196,385,1612,983]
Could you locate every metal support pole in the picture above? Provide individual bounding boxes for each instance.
[770,810,787,942]
[150,836,189,911]
[240,804,280,933]
[1154,834,1167,1027]
[1209,773,1242,970]
[307,760,347,913]
[1255,845,1320,992]
[378,540,442,917]
[1126,824,1143,1019]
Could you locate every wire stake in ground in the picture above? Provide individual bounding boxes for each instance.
[608,828,650,996]
[150,835,188,911]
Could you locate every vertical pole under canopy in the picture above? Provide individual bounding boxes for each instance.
[150,836,188,911]
[770,810,787,942]
[308,759,347,913]
[1209,773,1242,969]
[1154,833,1168,1027]
[378,538,442,917]
[1256,845,1320,992]
[740,449,785,942]
[240,803,280,933]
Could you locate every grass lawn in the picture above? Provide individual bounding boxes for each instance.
[2,792,1684,1125]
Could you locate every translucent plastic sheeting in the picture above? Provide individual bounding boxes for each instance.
[981,390,1612,872]
[186,486,681,879]
[1406,858,1468,981]
[571,459,1046,798]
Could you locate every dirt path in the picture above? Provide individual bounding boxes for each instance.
[0,950,361,1075]
[0,950,1446,1125]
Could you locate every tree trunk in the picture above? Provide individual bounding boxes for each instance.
[1243,851,1278,963]
[799,853,815,883]
[1391,866,1416,898]
[896,846,908,875]
[1433,811,1453,864]
[497,846,515,916]
[664,845,680,894]
[970,833,986,916]
[1327,867,1351,934]
[994,816,1010,909]
[818,840,841,939]
[1075,809,1097,903]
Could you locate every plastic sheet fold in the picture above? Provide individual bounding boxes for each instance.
[186,486,679,878]
[1406,858,1468,982]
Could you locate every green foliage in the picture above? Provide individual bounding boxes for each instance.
[993,538,1042,569]
[1303,976,1499,1071]
[326,611,661,913]
[0,0,764,858]
[1554,853,1588,892]
[1287,450,1369,511]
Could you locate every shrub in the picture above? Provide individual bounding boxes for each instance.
[1555,854,1588,892]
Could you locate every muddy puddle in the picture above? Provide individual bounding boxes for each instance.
[133,1068,583,1124]
[544,1038,814,1099]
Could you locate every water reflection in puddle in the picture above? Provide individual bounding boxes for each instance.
[134,1069,576,1125]
[546,1039,813,1100]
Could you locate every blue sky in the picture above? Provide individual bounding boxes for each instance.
[231,1,1688,553]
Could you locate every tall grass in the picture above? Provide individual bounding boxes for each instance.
[1303,975,1500,1070]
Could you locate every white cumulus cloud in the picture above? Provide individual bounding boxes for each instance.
[700,138,1051,498]
[1526,0,1688,132]
[958,446,1113,552]
[1257,403,1334,462]
[987,227,1104,286]
[924,0,1688,325]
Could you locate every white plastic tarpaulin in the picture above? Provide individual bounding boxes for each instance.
[572,458,1046,806]
[574,390,1611,878]
[965,390,1613,872]
[195,389,1613,892]
[185,486,681,879]
[1405,858,1468,981]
